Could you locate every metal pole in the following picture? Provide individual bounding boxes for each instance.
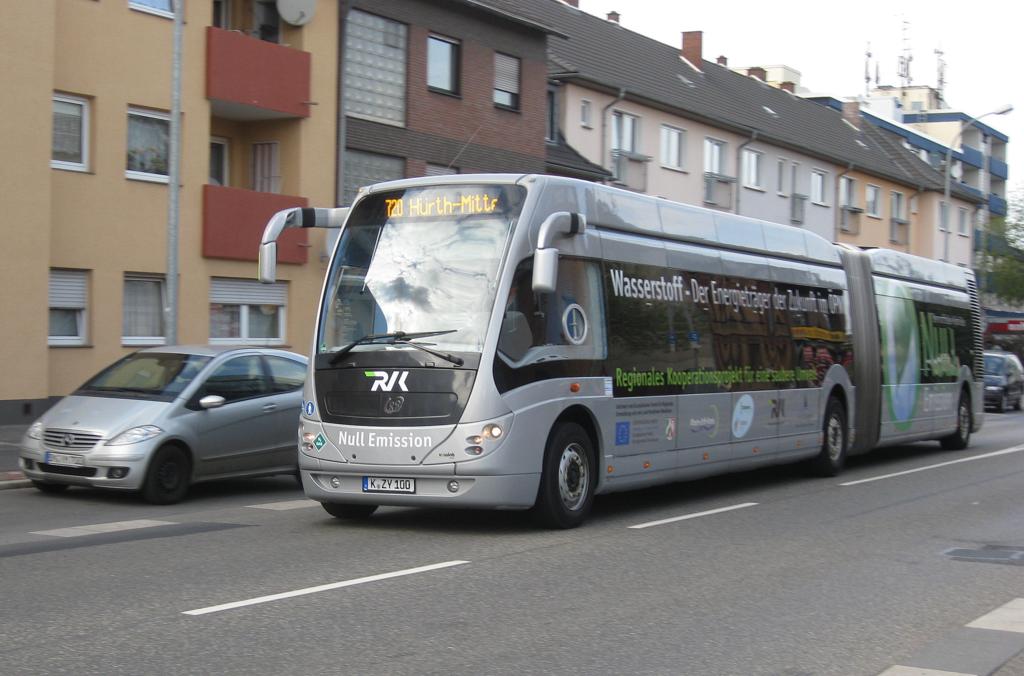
[165,0,184,344]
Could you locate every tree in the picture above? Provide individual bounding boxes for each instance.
[981,188,1024,303]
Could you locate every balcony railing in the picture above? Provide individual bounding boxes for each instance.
[611,150,650,192]
[989,194,1008,216]
[989,156,1009,180]
[889,217,909,245]
[703,172,736,209]
[206,27,311,120]
[790,193,808,224]
[840,205,863,234]
[203,185,308,263]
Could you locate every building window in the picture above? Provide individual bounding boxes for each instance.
[776,158,787,195]
[866,185,881,216]
[209,137,229,186]
[611,111,638,154]
[129,0,173,18]
[790,162,800,196]
[939,201,949,232]
[958,206,969,235]
[704,138,725,175]
[493,53,520,109]
[839,176,855,207]
[811,170,827,204]
[580,99,592,128]
[660,125,685,170]
[425,163,458,176]
[209,278,287,345]
[344,10,407,126]
[52,94,89,172]
[343,149,404,206]
[253,0,280,43]
[123,275,166,345]
[546,88,557,142]
[742,148,763,188]
[251,141,279,193]
[49,269,88,346]
[212,0,230,28]
[891,191,906,220]
[126,108,170,182]
[427,35,460,95]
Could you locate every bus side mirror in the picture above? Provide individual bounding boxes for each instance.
[259,241,278,284]
[532,211,585,294]
[533,248,559,293]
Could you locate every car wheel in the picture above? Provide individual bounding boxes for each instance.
[810,396,847,477]
[31,480,68,494]
[532,422,595,529]
[998,392,1008,413]
[321,502,377,519]
[141,445,191,505]
[941,392,972,450]
[1016,394,1022,412]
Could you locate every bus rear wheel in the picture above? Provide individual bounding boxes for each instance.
[533,422,595,529]
[810,397,846,477]
[940,392,971,450]
[322,502,378,520]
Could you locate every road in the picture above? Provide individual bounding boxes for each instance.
[1,413,1023,675]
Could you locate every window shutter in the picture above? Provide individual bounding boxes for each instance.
[210,278,287,305]
[494,53,519,94]
[49,270,87,309]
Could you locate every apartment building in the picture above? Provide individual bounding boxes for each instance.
[0,0,338,423]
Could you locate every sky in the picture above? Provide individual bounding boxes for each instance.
[576,0,1022,204]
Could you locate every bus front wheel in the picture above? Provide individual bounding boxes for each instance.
[940,392,971,450]
[533,422,595,529]
[810,397,847,477]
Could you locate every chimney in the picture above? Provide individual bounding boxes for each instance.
[681,31,703,68]
[842,100,861,129]
[563,0,578,6]
[716,55,728,66]
[747,66,767,81]
[606,10,619,23]
[780,81,795,93]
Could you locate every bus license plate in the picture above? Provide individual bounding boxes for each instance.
[45,452,85,467]
[362,477,415,493]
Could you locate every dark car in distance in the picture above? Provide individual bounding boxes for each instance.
[983,350,1024,412]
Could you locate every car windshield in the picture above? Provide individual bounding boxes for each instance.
[76,353,212,401]
[317,184,525,356]
[984,354,1007,375]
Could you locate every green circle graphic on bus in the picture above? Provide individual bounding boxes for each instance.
[879,286,919,430]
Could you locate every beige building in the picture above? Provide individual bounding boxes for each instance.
[0,0,338,423]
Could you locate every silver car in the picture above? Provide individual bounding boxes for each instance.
[20,346,307,504]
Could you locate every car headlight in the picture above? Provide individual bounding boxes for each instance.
[107,425,163,445]
[26,421,44,440]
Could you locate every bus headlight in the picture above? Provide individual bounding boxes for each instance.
[482,424,503,439]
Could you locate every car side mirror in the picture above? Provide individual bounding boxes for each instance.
[199,394,226,409]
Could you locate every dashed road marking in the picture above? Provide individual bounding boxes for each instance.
[247,499,319,511]
[839,445,1024,487]
[877,667,975,676]
[627,502,759,530]
[966,598,1024,634]
[183,560,470,616]
[32,519,176,538]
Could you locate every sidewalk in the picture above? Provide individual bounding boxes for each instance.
[0,425,30,489]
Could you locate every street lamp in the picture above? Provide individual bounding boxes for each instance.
[942,103,1013,262]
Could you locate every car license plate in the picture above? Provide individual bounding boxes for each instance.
[362,476,415,493]
[45,451,85,467]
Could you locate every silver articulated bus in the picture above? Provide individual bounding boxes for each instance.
[258,174,984,528]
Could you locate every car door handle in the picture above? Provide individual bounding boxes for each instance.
[262,403,278,412]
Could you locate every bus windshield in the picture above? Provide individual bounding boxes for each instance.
[317,184,526,357]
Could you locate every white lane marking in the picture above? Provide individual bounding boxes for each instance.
[876,667,976,676]
[627,502,759,530]
[966,597,1024,634]
[839,445,1024,487]
[32,519,176,538]
[247,499,319,511]
[183,560,470,616]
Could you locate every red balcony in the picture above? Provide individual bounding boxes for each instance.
[203,185,308,264]
[206,27,311,120]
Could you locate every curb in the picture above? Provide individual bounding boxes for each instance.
[0,471,29,490]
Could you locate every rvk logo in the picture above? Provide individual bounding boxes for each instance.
[365,370,409,392]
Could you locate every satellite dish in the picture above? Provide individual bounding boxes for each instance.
[277,0,315,26]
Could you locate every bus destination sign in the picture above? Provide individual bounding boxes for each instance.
[384,191,501,219]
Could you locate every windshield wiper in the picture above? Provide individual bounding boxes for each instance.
[328,330,462,366]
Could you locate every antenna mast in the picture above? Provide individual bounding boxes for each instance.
[864,42,872,97]
[897,19,913,87]
[935,47,946,105]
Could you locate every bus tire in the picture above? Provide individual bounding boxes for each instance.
[322,502,378,520]
[940,392,972,450]
[141,445,191,505]
[532,422,595,529]
[810,397,847,477]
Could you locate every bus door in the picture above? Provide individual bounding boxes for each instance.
[717,250,780,467]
